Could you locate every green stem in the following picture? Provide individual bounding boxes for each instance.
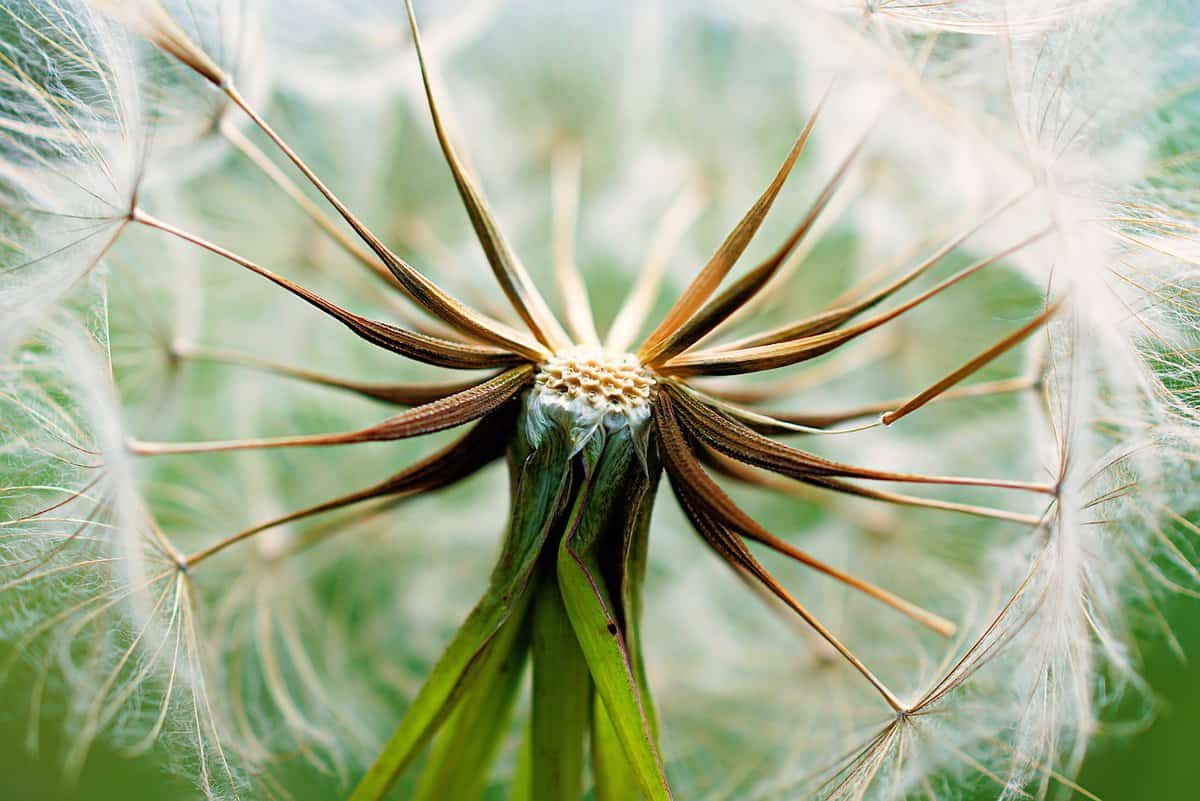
[530,572,592,801]
[507,718,534,801]
[411,609,531,801]
[620,468,661,744]
[349,424,571,801]
[594,470,661,801]
[349,400,666,801]
[557,426,673,801]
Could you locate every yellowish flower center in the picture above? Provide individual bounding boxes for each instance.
[534,347,655,416]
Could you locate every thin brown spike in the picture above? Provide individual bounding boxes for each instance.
[656,399,957,637]
[128,366,532,456]
[392,215,524,325]
[172,342,495,406]
[678,494,904,711]
[132,209,521,370]
[404,0,571,351]
[220,120,397,290]
[637,118,815,359]
[693,446,898,537]
[645,89,853,365]
[714,172,861,335]
[803,476,1048,528]
[182,411,511,567]
[703,450,1045,527]
[219,120,471,343]
[221,85,548,359]
[685,389,883,436]
[692,334,900,405]
[659,401,903,711]
[880,303,1061,426]
[715,188,1035,353]
[666,383,1056,494]
[712,376,1038,432]
[662,229,1052,376]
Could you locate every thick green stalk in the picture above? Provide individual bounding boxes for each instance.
[350,395,666,801]
[594,463,661,801]
[411,610,531,801]
[557,426,672,801]
[618,465,662,744]
[530,572,592,801]
[349,422,571,801]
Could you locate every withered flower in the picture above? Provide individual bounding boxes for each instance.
[3,1,1198,800]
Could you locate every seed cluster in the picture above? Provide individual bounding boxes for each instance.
[535,348,655,415]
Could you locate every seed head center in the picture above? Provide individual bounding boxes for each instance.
[534,347,655,416]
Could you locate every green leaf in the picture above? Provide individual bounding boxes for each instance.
[349,428,572,801]
[556,427,673,801]
[530,574,592,801]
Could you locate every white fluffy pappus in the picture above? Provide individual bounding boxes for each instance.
[0,1,143,353]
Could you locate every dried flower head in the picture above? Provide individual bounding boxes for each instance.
[2,1,1199,800]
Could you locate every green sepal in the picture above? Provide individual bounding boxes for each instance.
[556,426,673,801]
[411,607,531,801]
[592,693,644,801]
[349,426,572,801]
[619,461,661,744]
[593,459,662,801]
[529,573,592,801]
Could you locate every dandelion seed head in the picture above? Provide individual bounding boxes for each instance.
[2,1,1199,800]
[534,347,654,415]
